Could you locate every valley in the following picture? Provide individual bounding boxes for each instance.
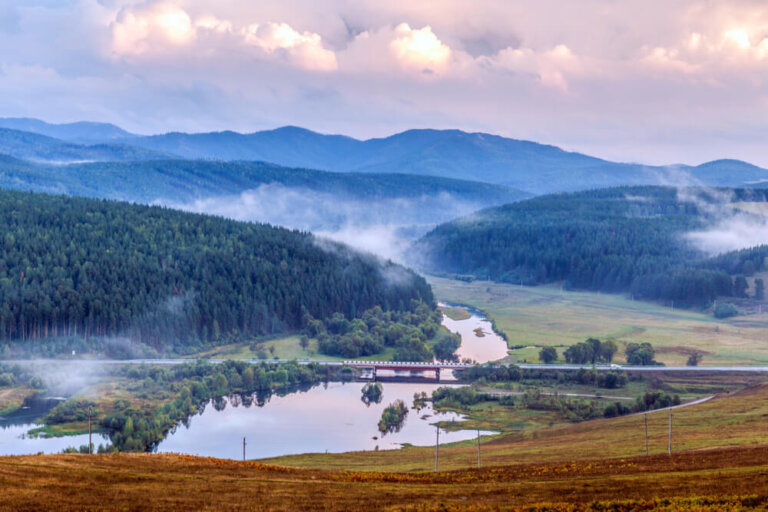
[1,120,768,512]
[429,277,768,366]
[7,2,768,508]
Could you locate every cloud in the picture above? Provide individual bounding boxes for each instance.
[490,43,580,91]
[390,23,452,73]
[243,22,338,71]
[110,2,337,71]
[112,2,195,55]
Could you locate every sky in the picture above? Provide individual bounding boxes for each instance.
[1,0,768,166]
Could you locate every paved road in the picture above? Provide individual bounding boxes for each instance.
[624,395,715,417]
[479,388,635,400]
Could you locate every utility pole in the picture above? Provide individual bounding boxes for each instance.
[88,407,92,455]
[644,413,648,456]
[434,426,439,472]
[668,409,672,456]
[477,429,481,469]
[243,437,246,462]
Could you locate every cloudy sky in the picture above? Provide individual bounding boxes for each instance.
[2,0,768,165]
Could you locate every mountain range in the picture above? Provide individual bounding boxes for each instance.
[2,118,767,194]
[0,154,526,205]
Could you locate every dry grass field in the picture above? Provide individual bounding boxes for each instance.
[2,445,768,510]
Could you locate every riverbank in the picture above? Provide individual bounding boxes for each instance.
[0,386,37,416]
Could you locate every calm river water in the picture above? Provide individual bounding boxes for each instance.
[0,396,108,455]
[1,307,508,458]
[157,382,491,459]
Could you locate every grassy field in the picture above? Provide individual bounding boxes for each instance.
[4,444,768,510]
[440,306,471,321]
[429,276,768,366]
[0,386,36,415]
[436,371,763,433]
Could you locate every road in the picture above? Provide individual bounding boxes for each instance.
[479,388,635,400]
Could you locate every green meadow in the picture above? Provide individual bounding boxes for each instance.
[429,276,768,366]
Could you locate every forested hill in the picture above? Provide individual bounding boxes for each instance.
[412,186,768,307]
[0,157,527,205]
[0,190,433,356]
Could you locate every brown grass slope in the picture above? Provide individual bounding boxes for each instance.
[2,447,768,511]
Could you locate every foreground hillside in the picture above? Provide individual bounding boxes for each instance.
[0,190,433,357]
[414,186,768,308]
[3,444,768,510]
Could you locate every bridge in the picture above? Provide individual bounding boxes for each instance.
[342,360,474,380]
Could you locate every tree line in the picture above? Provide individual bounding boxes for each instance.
[0,189,434,355]
[305,302,460,361]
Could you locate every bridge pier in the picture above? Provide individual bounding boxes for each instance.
[435,368,440,382]
[372,366,377,381]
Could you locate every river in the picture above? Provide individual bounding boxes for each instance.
[0,395,108,455]
[0,307,509,458]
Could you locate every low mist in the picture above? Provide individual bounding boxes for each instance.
[674,180,768,256]
[158,184,494,262]
[4,360,115,397]
[686,213,768,255]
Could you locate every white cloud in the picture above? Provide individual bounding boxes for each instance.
[390,23,452,73]
[195,15,232,35]
[112,2,195,55]
[111,3,337,71]
[242,22,338,71]
[489,43,581,92]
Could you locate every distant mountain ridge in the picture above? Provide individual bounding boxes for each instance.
[3,118,768,194]
[0,127,173,162]
[0,117,136,142]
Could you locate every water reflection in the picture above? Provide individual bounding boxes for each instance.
[0,395,108,455]
[157,382,491,460]
[0,306,505,458]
